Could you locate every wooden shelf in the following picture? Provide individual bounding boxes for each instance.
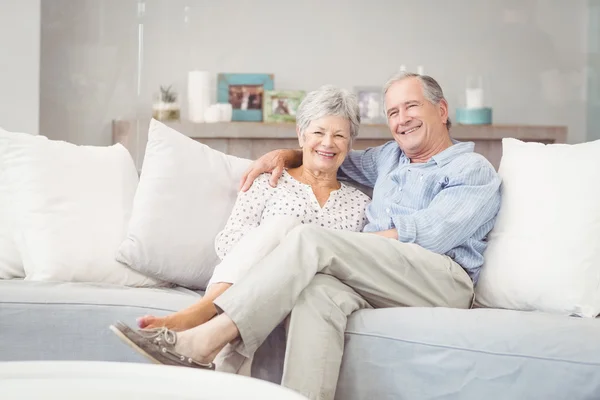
[112,119,567,170]
[118,120,566,142]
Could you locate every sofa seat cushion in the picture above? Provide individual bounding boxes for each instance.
[0,280,202,362]
[337,307,600,400]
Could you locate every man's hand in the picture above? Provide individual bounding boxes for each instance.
[369,229,398,239]
[239,149,303,192]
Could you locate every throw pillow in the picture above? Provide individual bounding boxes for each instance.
[116,119,252,289]
[0,129,47,279]
[475,138,600,317]
[3,137,161,286]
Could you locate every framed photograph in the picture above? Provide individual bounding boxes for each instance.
[263,90,306,123]
[354,86,385,124]
[217,73,274,122]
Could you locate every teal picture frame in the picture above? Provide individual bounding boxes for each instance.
[217,73,275,121]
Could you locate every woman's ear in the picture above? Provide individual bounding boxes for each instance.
[296,127,304,148]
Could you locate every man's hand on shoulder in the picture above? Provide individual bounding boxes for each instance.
[239,149,303,192]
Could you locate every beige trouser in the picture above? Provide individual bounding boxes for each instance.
[214,224,474,400]
[208,215,302,287]
[210,215,302,375]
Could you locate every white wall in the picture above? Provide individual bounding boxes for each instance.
[0,0,40,134]
[40,0,589,145]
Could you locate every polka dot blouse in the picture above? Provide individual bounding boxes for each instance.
[215,170,371,259]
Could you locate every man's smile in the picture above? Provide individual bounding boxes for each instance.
[398,124,421,135]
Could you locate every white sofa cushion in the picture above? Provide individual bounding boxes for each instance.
[116,119,252,289]
[0,129,47,279]
[3,137,160,286]
[475,138,600,317]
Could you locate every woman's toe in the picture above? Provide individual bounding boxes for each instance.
[137,315,155,328]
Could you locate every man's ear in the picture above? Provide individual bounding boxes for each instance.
[439,99,449,126]
[297,127,304,148]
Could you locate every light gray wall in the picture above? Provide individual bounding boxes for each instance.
[41,0,589,147]
[0,0,40,134]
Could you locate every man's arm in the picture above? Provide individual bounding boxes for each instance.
[239,142,391,192]
[390,165,501,254]
[239,149,302,191]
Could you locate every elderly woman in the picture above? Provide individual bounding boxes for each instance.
[135,84,370,332]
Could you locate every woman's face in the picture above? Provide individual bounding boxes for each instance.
[298,115,352,175]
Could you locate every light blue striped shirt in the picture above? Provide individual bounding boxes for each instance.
[339,141,502,283]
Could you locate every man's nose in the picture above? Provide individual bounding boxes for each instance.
[397,110,411,126]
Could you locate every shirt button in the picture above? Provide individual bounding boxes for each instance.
[386,208,390,213]
[398,187,402,192]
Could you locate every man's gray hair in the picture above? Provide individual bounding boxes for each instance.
[383,72,452,130]
[296,85,361,142]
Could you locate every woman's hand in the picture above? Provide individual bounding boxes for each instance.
[239,149,302,191]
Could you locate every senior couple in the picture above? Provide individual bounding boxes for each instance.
[111,72,502,400]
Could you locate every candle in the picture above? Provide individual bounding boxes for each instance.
[466,88,484,109]
[188,70,211,122]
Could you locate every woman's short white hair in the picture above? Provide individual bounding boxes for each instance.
[296,85,360,142]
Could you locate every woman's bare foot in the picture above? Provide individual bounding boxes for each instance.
[137,303,217,332]
[174,313,240,365]
[137,314,194,332]
[137,282,232,332]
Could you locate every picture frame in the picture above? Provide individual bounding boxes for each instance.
[263,90,306,123]
[354,86,385,124]
[217,73,274,122]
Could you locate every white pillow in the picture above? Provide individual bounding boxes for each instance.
[116,119,252,289]
[0,129,47,279]
[3,137,161,286]
[475,138,600,317]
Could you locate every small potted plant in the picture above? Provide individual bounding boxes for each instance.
[152,85,180,121]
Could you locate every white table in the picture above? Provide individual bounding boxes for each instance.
[0,361,309,399]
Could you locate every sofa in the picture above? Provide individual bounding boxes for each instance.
[2,280,600,399]
[2,121,600,400]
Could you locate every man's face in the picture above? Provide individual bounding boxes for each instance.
[384,78,448,157]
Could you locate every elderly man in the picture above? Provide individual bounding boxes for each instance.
[111,72,501,400]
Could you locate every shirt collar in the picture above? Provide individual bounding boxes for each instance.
[430,141,475,167]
